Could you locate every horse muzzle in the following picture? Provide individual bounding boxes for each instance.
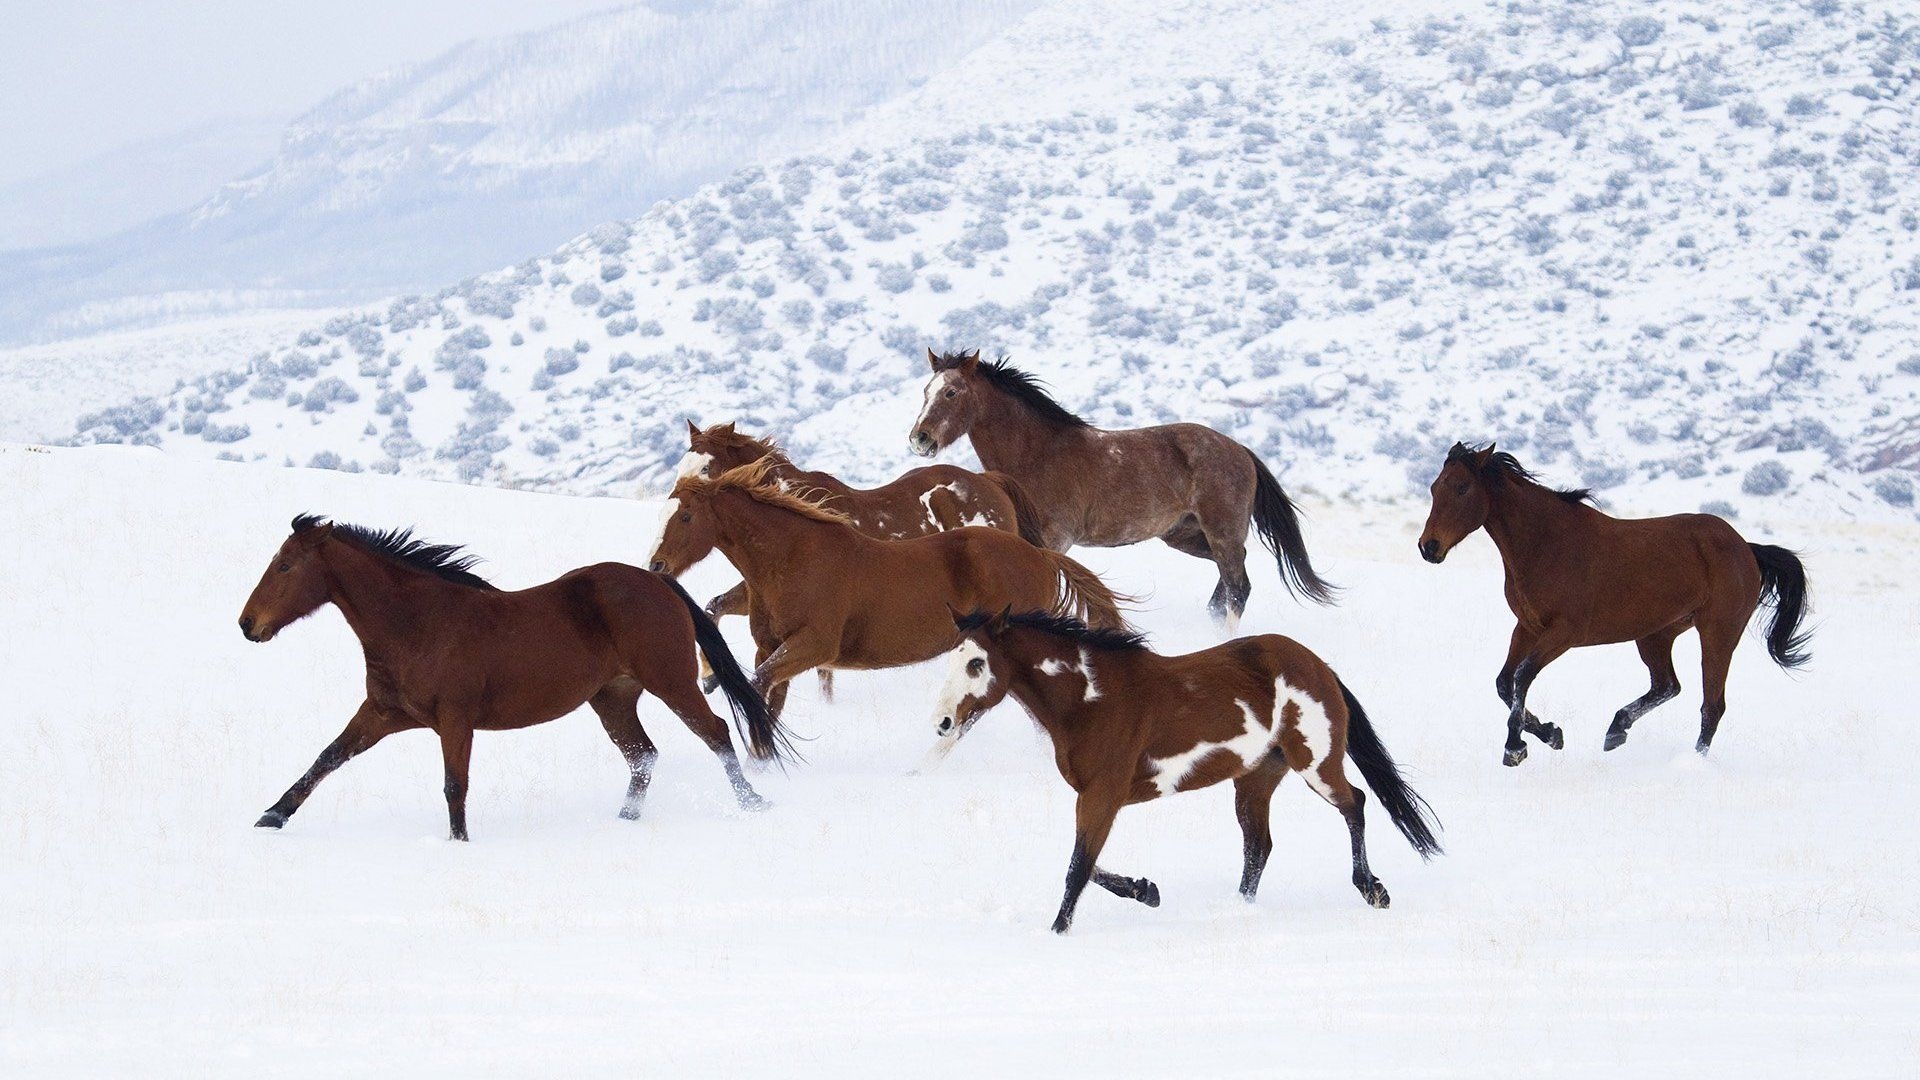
[238,614,273,642]
[908,431,937,457]
[1418,538,1446,564]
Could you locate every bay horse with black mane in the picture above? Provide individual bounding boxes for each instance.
[646,459,1129,723]
[927,609,1441,933]
[238,515,790,840]
[908,349,1336,629]
[671,420,1044,695]
[1419,443,1812,764]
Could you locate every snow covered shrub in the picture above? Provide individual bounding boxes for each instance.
[781,299,814,327]
[404,368,427,393]
[608,352,638,373]
[1729,101,1768,127]
[544,348,580,377]
[875,263,915,293]
[201,422,249,444]
[600,263,626,283]
[449,356,487,391]
[302,377,359,412]
[1615,17,1663,48]
[807,343,847,372]
[1700,500,1738,518]
[1753,24,1794,50]
[959,216,1010,252]
[1741,461,1791,497]
[637,319,664,337]
[1785,94,1824,117]
[308,451,346,471]
[570,282,603,307]
[281,351,320,379]
[1873,474,1915,507]
[374,390,407,416]
[698,251,739,283]
[606,316,639,337]
[528,316,546,333]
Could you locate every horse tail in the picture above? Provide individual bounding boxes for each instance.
[658,574,797,764]
[1337,677,1442,860]
[983,471,1049,548]
[1748,543,1812,670]
[1042,550,1134,631]
[1246,449,1337,605]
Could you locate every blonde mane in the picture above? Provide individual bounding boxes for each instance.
[671,456,850,525]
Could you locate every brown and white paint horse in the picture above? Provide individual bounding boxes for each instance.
[909,350,1336,630]
[928,609,1441,933]
[647,460,1130,723]
[1419,443,1812,764]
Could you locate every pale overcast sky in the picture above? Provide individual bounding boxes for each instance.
[0,1,628,186]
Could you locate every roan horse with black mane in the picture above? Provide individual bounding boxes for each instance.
[927,609,1441,933]
[1419,444,1812,764]
[909,349,1336,629]
[239,515,790,839]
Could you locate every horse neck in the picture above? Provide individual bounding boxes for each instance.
[1482,481,1589,572]
[319,539,452,652]
[707,489,853,575]
[1000,634,1097,740]
[966,388,1085,480]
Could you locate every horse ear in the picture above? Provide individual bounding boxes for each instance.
[717,421,735,435]
[1472,443,1497,468]
[958,350,981,373]
[946,603,965,628]
[686,418,700,440]
[988,604,1013,633]
[926,347,942,371]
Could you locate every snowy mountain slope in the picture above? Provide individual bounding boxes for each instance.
[69,0,1920,519]
[0,0,1039,343]
[4,442,1915,1074]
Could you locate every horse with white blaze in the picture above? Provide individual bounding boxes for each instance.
[927,608,1443,933]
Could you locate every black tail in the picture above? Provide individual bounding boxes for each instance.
[986,471,1050,548]
[1748,543,1812,669]
[660,575,797,764]
[1338,678,1441,860]
[1247,450,1337,604]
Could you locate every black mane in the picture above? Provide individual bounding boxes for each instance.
[293,513,497,590]
[955,609,1149,652]
[1447,443,1596,506]
[937,352,1090,429]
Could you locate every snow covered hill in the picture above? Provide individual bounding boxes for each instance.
[2,442,1912,1073]
[0,0,1038,343]
[66,0,1920,520]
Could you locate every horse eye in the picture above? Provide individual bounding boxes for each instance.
[1455,484,1471,496]
[679,513,692,523]
[967,657,985,677]
[277,563,290,573]
[945,389,957,398]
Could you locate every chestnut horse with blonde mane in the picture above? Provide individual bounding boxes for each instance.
[647,460,1129,721]
[1419,443,1812,764]
[909,349,1335,629]
[239,515,790,839]
[927,609,1441,933]
[671,420,1044,696]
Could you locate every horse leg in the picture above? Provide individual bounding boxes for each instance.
[749,635,831,712]
[589,682,659,819]
[437,720,475,841]
[1092,868,1161,908]
[1497,625,1566,759]
[698,583,751,693]
[1234,767,1282,901]
[1695,619,1740,754]
[1497,628,1572,766]
[649,678,766,810]
[1314,767,1390,909]
[256,700,414,829]
[1604,624,1685,752]
[1052,784,1127,934]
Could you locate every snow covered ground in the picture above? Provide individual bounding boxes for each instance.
[3,442,1913,1074]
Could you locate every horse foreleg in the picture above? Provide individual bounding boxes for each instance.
[437,720,474,841]
[1498,626,1565,758]
[1497,626,1572,767]
[589,682,659,819]
[256,701,412,829]
[1052,785,1127,934]
[1092,868,1160,908]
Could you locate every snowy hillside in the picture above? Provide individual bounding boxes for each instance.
[67,0,1920,519]
[0,0,1038,343]
[3,441,1913,1073]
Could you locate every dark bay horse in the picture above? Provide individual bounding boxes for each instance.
[1418,444,1812,764]
[928,609,1440,933]
[239,515,790,839]
[908,349,1335,629]
[672,420,1043,695]
[646,459,1129,721]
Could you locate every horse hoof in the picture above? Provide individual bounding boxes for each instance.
[1364,882,1391,909]
[1694,740,1712,756]
[1546,726,1565,750]
[1050,917,1073,935]
[699,675,720,695]
[1604,729,1628,752]
[736,793,770,812]
[618,804,643,821]
[1502,745,1528,767]
[255,811,286,829]
[1138,881,1161,908]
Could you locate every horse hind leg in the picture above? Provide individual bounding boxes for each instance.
[1695,617,1741,754]
[1233,766,1282,901]
[1604,625,1685,752]
[1301,756,1389,909]
[589,680,659,819]
[1093,868,1161,908]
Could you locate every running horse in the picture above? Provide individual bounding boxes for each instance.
[926,609,1441,933]
[647,459,1129,721]
[238,515,791,839]
[671,420,1043,695]
[1418,443,1812,764]
[908,349,1336,629]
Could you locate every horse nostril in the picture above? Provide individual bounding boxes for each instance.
[1418,540,1443,564]
[648,561,665,574]
[939,717,953,733]
[238,615,254,636]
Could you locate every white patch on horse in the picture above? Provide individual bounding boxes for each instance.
[933,638,992,738]
[918,483,961,530]
[1276,676,1337,799]
[1221,608,1241,636]
[649,497,681,563]
[1147,699,1281,797]
[913,371,958,438]
[673,451,712,480]
[1078,648,1101,700]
